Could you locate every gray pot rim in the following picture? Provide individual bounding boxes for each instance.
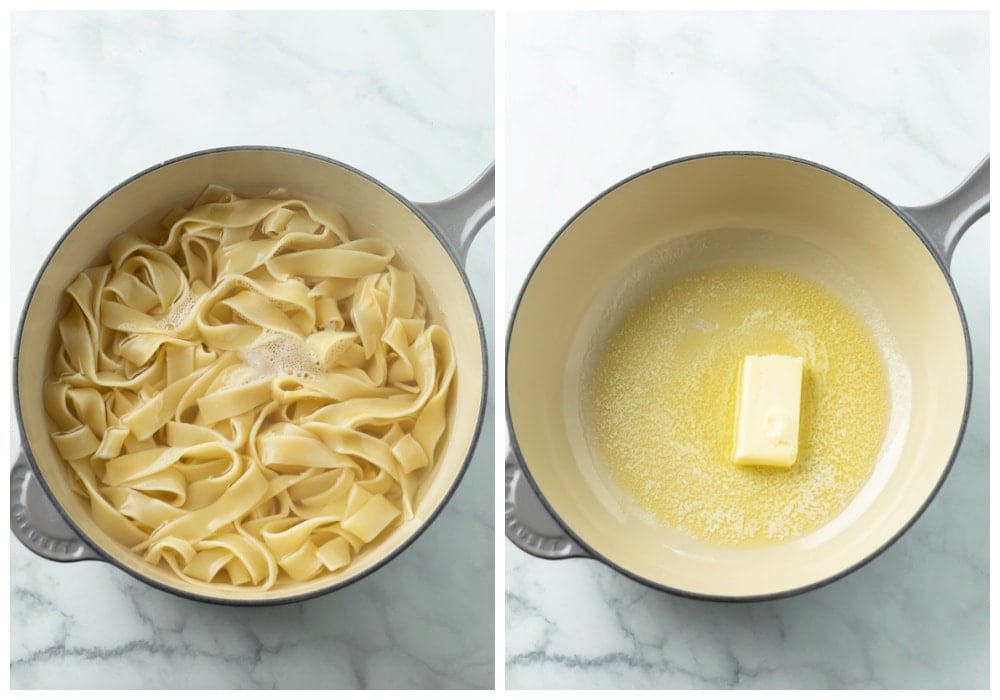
[505,149,973,603]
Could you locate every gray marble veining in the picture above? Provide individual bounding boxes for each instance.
[505,11,988,690]
[10,10,494,690]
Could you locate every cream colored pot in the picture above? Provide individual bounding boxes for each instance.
[506,152,987,600]
[12,147,493,605]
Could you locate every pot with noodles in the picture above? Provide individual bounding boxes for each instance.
[13,147,492,604]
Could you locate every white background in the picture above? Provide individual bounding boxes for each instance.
[10,11,495,690]
[505,11,988,689]
[5,8,992,693]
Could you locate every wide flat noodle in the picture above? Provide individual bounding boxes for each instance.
[45,186,456,591]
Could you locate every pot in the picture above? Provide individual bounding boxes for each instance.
[12,146,494,605]
[506,152,988,601]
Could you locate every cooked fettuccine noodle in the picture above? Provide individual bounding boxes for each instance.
[45,185,455,590]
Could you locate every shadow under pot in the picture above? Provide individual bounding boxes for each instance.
[506,152,988,601]
[13,146,494,605]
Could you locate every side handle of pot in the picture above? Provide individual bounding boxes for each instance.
[11,451,100,562]
[413,163,495,265]
[900,155,989,268]
[505,449,590,560]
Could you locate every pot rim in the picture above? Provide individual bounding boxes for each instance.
[13,144,489,606]
[505,149,973,602]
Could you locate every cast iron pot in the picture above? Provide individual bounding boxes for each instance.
[506,152,987,601]
[12,146,494,605]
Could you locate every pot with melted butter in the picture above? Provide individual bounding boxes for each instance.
[508,153,974,599]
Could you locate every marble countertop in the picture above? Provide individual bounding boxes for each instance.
[10,11,494,690]
[505,11,988,689]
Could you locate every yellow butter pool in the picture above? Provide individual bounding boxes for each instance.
[588,264,890,546]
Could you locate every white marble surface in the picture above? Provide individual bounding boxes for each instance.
[10,11,494,689]
[505,12,988,689]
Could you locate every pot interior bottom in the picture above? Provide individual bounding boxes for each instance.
[565,228,910,567]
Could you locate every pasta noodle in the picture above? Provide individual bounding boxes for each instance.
[44,185,456,590]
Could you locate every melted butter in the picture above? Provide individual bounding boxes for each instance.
[589,264,890,546]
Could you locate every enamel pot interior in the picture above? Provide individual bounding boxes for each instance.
[507,154,969,599]
[17,148,485,603]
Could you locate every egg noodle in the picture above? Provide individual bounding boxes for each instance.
[44,185,455,590]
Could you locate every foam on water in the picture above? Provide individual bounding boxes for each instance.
[238,332,321,379]
[156,293,199,331]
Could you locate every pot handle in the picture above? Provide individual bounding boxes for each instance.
[505,448,590,559]
[10,451,100,562]
[899,155,989,267]
[413,163,495,265]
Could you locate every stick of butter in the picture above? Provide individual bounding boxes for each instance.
[732,354,803,468]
